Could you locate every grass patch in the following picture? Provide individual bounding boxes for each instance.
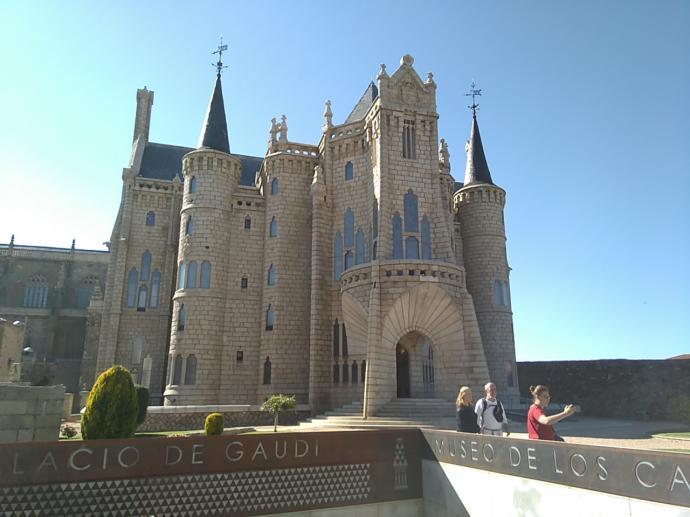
[651,432,690,441]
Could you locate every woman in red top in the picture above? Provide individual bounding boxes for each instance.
[527,385,576,441]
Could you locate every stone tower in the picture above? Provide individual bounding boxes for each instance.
[258,117,318,403]
[455,113,518,396]
[164,72,243,405]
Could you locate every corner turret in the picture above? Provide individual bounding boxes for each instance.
[455,101,518,398]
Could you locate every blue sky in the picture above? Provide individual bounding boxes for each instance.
[0,1,688,361]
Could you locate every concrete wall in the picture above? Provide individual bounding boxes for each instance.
[518,359,690,419]
[0,384,64,443]
[422,460,688,517]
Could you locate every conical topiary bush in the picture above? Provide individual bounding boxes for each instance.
[81,365,139,439]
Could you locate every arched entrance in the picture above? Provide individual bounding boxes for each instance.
[396,332,435,398]
[396,344,410,398]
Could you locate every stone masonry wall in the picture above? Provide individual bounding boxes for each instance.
[137,406,310,432]
[517,359,690,420]
[0,384,64,443]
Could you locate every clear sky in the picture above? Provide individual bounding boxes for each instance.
[0,1,688,362]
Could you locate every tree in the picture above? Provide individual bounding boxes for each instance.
[135,386,150,426]
[81,365,139,439]
[261,394,297,432]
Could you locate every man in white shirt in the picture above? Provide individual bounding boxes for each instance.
[475,382,508,436]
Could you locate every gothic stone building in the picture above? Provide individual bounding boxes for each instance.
[0,240,108,407]
[90,54,518,414]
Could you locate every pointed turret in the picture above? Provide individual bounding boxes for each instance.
[463,114,494,186]
[197,74,230,154]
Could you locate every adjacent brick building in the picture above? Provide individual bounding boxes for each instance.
[89,54,519,414]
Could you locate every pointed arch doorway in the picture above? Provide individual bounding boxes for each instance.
[395,332,435,399]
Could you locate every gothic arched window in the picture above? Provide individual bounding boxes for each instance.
[334,231,343,280]
[344,250,353,270]
[342,361,349,384]
[132,336,144,365]
[200,261,211,288]
[140,251,152,281]
[126,268,137,308]
[333,319,340,358]
[333,363,340,384]
[266,304,274,331]
[392,212,403,259]
[186,261,198,288]
[172,355,183,385]
[355,228,365,264]
[75,275,98,309]
[402,119,416,159]
[361,360,366,382]
[269,216,277,237]
[24,275,49,309]
[345,161,354,181]
[185,216,194,236]
[344,208,355,248]
[150,270,161,307]
[267,264,276,286]
[185,355,197,385]
[263,357,272,385]
[137,285,148,311]
[404,189,418,232]
[178,261,186,290]
[189,176,197,194]
[244,215,251,230]
[405,236,419,259]
[421,214,432,259]
[271,177,280,195]
[351,361,358,384]
[177,303,186,331]
[342,324,348,357]
[146,211,156,226]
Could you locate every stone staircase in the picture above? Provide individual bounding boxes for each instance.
[300,398,458,430]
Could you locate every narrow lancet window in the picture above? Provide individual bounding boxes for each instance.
[186,261,198,288]
[392,212,403,259]
[421,215,432,259]
[200,261,211,288]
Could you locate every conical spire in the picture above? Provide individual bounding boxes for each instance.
[197,74,230,154]
[463,114,494,186]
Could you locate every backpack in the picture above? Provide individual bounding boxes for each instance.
[481,398,504,423]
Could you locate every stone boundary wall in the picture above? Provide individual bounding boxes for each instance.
[517,359,690,420]
[138,404,312,432]
[0,383,64,443]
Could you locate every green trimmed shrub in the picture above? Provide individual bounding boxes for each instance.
[81,365,139,440]
[261,394,297,432]
[135,386,150,426]
[205,413,224,435]
[668,396,690,424]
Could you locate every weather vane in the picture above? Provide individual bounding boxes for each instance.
[465,80,482,116]
[212,35,228,76]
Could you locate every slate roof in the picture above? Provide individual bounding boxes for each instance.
[198,75,230,153]
[344,82,379,124]
[138,142,262,187]
[463,115,494,186]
